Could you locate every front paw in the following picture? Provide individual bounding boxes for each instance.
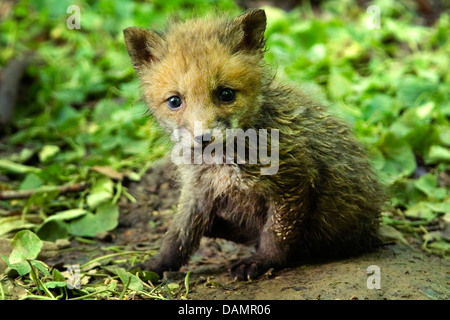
[229,256,270,281]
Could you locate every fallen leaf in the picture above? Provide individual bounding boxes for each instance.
[92,166,124,180]
[378,225,409,245]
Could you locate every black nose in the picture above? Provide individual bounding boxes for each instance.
[194,132,212,144]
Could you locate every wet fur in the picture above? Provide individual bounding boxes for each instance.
[124,9,385,280]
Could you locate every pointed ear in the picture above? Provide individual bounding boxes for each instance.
[123,27,164,73]
[232,9,266,52]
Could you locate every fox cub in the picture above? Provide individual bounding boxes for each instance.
[124,9,385,280]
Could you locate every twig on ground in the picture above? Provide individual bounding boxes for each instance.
[0,182,88,200]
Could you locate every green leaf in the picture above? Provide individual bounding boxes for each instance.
[404,202,436,222]
[52,268,66,282]
[38,145,61,163]
[406,125,440,156]
[367,147,385,173]
[425,145,450,164]
[9,230,43,263]
[18,148,35,163]
[397,77,437,107]
[68,203,119,237]
[31,260,51,277]
[415,101,434,119]
[439,126,450,146]
[43,281,67,289]
[116,268,143,291]
[414,174,447,200]
[0,217,35,236]
[37,209,91,240]
[425,202,450,214]
[167,283,180,291]
[121,139,150,155]
[378,225,409,245]
[19,173,44,190]
[53,104,81,127]
[134,270,159,284]
[86,177,114,209]
[378,133,416,184]
[427,241,450,255]
[26,189,60,207]
[37,163,72,185]
[1,258,29,276]
[2,230,44,276]
[363,94,396,123]
[0,159,41,175]
[36,220,70,242]
[327,72,353,100]
[45,209,90,223]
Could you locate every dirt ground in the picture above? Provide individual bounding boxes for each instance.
[2,158,448,300]
[113,158,450,300]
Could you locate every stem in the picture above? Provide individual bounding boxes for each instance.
[69,289,113,300]
[119,277,131,300]
[0,278,5,300]
[27,260,56,300]
[184,271,191,298]
[112,181,122,204]
[20,295,56,300]
[27,260,42,296]
[121,187,137,203]
[137,161,152,179]
[75,237,97,244]
[21,204,29,223]
[138,291,168,300]
[80,251,155,270]
[0,182,88,200]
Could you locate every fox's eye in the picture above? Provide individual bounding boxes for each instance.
[218,88,236,103]
[167,96,182,110]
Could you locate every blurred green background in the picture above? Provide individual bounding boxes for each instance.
[0,0,449,257]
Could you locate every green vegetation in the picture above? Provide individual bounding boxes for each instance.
[0,0,448,299]
[263,1,450,256]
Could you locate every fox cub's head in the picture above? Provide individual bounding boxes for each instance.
[124,10,268,145]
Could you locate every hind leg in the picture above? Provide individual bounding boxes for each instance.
[228,201,305,280]
[204,215,259,245]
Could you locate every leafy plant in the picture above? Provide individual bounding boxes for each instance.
[2,230,44,276]
[0,0,449,300]
[262,3,450,254]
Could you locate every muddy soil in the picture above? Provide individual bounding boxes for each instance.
[113,158,449,300]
